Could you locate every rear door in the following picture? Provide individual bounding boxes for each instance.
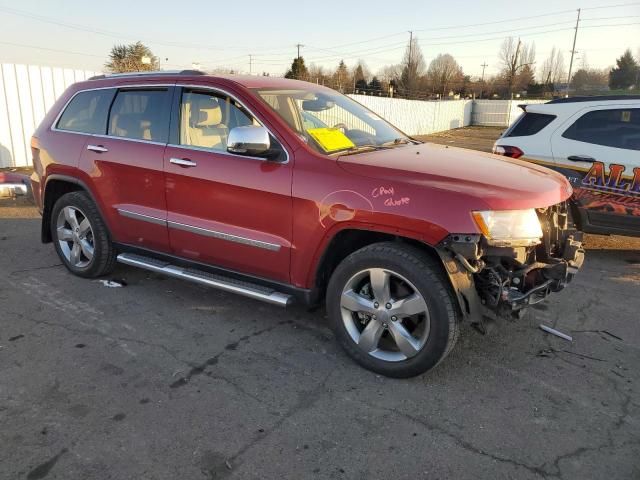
[551,105,640,234]
[79,86,174,252]
[163,86,293,283]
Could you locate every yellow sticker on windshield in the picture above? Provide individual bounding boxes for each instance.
[307,127,355,153]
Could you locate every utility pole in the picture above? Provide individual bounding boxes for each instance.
[566,8,581,96]
[249,54,253,75]
[296,43,304,60]
[407,30,413,93]
[479,62,488,99]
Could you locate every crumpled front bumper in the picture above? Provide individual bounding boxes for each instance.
[436,203,585,322]
[502,232,584,310]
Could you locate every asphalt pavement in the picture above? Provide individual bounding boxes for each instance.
[1,201,639,480]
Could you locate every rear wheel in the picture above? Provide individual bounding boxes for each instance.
[51,191,116,278]
[326,242,459,378]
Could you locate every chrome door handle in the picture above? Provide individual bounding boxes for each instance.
[87,144,108,153]
[170,158,197,167]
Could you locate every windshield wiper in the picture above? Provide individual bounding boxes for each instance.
[334,138,413,156]
[380,137,412,147]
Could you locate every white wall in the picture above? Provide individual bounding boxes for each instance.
[0,64,98,167]
[348,95,473,136]
[472,99,548,127]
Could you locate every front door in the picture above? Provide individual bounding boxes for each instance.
[163,87,292,283]
[551,105,640,234]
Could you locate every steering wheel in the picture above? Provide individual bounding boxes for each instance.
[333,123,348,132]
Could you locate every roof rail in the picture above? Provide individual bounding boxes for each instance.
[88,69,206,80]
[547,95,640,104]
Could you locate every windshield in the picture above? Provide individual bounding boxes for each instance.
[253,88,413,155]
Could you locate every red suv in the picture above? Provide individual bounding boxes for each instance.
[30,71,584,377]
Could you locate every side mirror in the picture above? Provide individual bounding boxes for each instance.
[227,126,270,156]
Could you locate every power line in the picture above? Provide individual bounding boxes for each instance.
[0,5,294,53]
[305,17,628,64]
[582,1,640,10]
[0,40,104,58]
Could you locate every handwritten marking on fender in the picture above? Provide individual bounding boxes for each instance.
[318,190,374,228]
[371,186,410,207]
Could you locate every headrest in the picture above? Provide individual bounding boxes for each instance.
[189,95,222,127]
[197,107,222,127]
[114,114,142,135]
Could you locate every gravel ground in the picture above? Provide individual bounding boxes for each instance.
[414,126,504,152]
[1,150,639,479]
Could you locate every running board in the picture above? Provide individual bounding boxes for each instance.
[116,253,293,307]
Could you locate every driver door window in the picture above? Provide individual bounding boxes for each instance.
[179,90,258,151]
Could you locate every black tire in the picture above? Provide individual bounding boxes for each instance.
[326,242,460,378]
[50,191,116,278]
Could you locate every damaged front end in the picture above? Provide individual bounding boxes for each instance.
[437,202,585,322]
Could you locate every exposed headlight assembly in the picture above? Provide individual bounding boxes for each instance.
[472,209,543,247]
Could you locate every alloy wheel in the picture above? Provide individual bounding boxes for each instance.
[340,268,430,362]
[56,206,95,268]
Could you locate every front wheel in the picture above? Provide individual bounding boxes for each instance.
[326,242,459,378]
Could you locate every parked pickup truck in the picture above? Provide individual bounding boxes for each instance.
[30,71,584,377]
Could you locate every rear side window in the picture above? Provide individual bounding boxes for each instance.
[56,89,115,134]
[562,108,640,150]
[504,112,556,137]
[108,89,171,142]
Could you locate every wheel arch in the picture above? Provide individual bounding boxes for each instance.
[310,227,448,304]
[41,175,104,243]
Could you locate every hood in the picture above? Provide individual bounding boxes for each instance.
[337,142,572,210]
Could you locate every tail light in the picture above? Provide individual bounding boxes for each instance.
[493,145,524,159]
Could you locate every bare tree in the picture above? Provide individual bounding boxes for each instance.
[399,36,425,96]
[499,37,536,96]
[540,47,566,86]
[332,60,350,92]
[308,63,327,85]
[571,68,608,92]
[426,54,464,95]
[377,64,401,83]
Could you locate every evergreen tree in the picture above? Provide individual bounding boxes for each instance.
[609,49,639,89]
[285,57,309,81]
[368,76,382,93]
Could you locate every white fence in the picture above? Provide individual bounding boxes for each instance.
[0,64,98,168]
[472,99,548,127]
[0,63,548,167]
[349,95,473,136]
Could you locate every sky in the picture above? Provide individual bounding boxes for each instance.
[0,0,638,80]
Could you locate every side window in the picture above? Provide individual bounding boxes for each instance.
[179,90,258,151]
[56,89,115,134]
[562,108,640,151]
[108,89,170,142]
[504,113,556,137]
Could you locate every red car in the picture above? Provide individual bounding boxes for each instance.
[30,71,584,377]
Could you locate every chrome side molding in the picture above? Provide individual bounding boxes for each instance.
[167,220,281,251]
[115,209,281,251]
